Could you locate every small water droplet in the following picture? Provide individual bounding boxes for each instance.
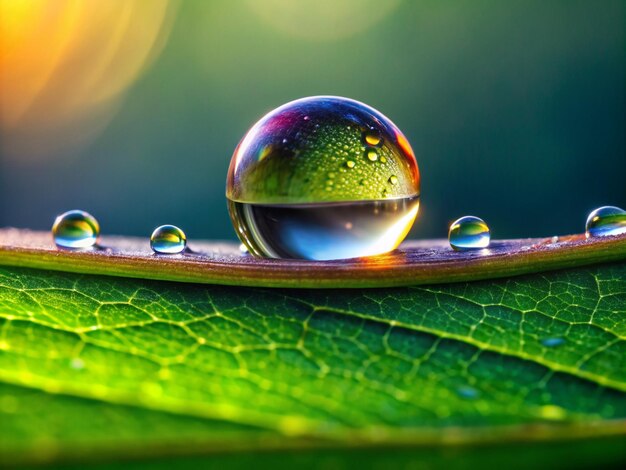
[239,243,249,253]
[585,206,626,238]
[380,156,387,163]
[389,175,398,185]
[448,216,490,251]
[362,129,382,147]
[457,386,479,399]
[303,115,310,121]
[346,160,355,168]
[541,337,565,347]
[52,210,100,248]
[150,225,187,254]
[365,148,378,162]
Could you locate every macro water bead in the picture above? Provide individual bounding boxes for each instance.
[448,216,490,251]
[226,96,420,261]
[585,206,626,238]
[52,210,100,248]
[150,225,187,254]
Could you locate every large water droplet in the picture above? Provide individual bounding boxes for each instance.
[448,216,490,251]
[585,206,626,238]
[150,225,187,254]
[52,210,99,248]
[226,96,420,260]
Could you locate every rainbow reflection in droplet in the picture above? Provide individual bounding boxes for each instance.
[52,210,100,248]
[226,96,420,261]
[448,216,490,251]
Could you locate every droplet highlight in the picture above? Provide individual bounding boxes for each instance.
[585,206,626,238]
[448,216,490,251]
[52,210,100,248]
[150,225,187,254]
[226,96,420,260]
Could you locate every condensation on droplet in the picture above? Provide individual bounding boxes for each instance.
[346,160,355,168]
[389,175,398,185]
[362,129,382,147]
[380,156,387,163]
[541,337,565,347]
[150,225,187,254]
[52,210,100,248]
[585,206,626,238]
[448,216,490,251]
[365,148,378,162]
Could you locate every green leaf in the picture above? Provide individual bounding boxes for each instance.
[1,229,626,288]
[0,258,625,466]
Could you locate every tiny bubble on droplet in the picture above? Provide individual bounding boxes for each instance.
[362,129,382,147]
[365,148,378,162]
[346,160,356,168]
[389,175,398,185]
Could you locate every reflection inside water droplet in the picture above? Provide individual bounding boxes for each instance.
[229,197,419,261]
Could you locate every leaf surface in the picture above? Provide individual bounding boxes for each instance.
[0,260,625,466]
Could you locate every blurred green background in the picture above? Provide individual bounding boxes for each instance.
[1,0,624,242]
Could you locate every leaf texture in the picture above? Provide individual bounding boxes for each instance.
[0,262,625,465]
